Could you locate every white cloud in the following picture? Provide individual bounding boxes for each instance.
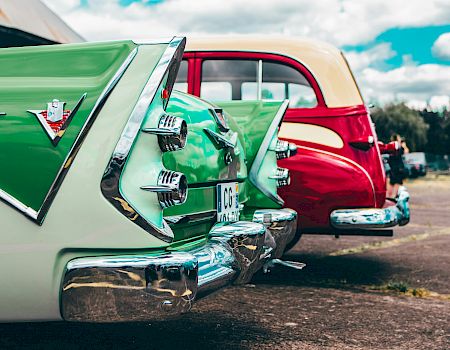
[354,63,450,109]
[429,95,450,111]
[40,0,450,108]
[432,32,450,60]
[405,99,428,111]
[344,43,396,72]
[42,0,450,46]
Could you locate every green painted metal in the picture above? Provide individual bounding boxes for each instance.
[0,42,173,321]
[0,41,137,211]
[165,91,247,184]
[163,91,248,241]
[217,101,283,209]
[216,101,283,168]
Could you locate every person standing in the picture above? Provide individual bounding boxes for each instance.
[387,134,408,199]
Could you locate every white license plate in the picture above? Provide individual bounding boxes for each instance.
[217,182,240,223]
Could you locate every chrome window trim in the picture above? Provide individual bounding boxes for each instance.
[101,37,186,244]
[248,99,289,206]
[0,47,138,224]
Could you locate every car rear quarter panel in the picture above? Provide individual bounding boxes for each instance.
[0,44,172,321]
[278,146,374,229]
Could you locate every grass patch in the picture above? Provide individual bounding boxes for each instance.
[386,281,409,293]
[368,281,450,301]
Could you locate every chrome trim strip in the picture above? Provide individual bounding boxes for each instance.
[101,37,186,243]
[248,100,289,206]
[0,48,138,224]
[132,37,174,45]
[330,186,410,229]
[0,188,38,219]
[140,185,173,193]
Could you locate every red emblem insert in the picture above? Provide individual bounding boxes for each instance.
[39,109,71,134]
[27,94,87,146]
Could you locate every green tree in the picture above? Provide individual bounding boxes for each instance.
[420,109,450,155]
[371,103,428,151]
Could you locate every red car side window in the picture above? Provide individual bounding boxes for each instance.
[201,59,258,101]
[195,57,318,108]
[261,61,317,108]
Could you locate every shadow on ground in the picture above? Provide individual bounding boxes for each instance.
[252,252,394,290]
[0,312,274,350]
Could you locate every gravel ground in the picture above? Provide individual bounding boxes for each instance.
[1,175,449,350]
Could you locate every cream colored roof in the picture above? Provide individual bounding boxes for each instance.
[186,36,364,107]
[0,0,83,43]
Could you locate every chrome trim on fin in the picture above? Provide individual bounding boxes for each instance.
[248,100,289,206]
[101,37,186,243]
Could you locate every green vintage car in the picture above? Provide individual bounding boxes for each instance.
[0,37,298,322]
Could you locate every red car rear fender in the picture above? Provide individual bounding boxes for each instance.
[278,145,375,229]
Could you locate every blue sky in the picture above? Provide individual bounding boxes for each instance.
[45,0,450,109]
[344,25,450,70]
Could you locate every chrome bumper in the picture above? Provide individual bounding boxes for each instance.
[253,208,297,258]
[330,186,410,229]
[61,210,297,322]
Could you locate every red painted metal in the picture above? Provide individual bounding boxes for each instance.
[278,146,375,228]
[182,50,388,231]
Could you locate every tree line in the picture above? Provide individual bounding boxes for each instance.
[370,103,450,154]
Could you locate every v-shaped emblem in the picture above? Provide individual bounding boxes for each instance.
[27,93,87,146]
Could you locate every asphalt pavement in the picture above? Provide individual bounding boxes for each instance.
[1,175,449,350]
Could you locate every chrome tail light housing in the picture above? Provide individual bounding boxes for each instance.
[274,140,297,159]
[143,114,187,152]
[288,142,297,157]
[269,167,290,187]
[141,170,188,208]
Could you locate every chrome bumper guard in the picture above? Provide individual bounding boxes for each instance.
[62,213,297,322]
[330,186,410,229]
[252,208,297,259]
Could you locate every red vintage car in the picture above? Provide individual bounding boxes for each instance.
[175,36,409,246]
